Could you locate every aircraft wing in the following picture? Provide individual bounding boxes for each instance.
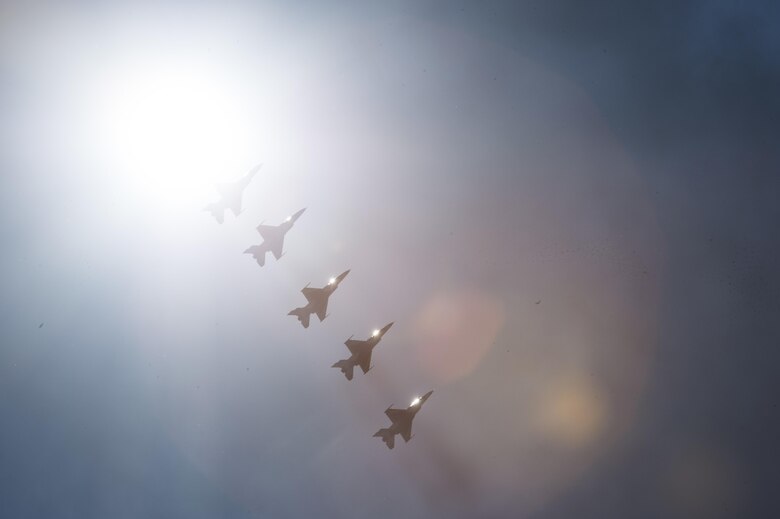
[399,421,413,442]
[385,409,413,441]
[244,163,262,180]
[270,242,284,260]
[256,224,278,239]
[228,195,242,216]
[357,351,372,374]
[345,339,367,356]
[385,408,410,424]
[302,286,324,303]
[256,226,285,259]
[215,182,233,198]
[302,287,328,320]
[315,301,328,321]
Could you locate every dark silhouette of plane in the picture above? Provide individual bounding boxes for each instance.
[288,270,350,328]
[244,208,306,266]
[374,390,433,449]
[332,322,393,380]
[204,164,261,223]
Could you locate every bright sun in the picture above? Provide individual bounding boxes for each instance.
[91,57,252,205]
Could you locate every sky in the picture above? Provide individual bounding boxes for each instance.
[1,1,778,517]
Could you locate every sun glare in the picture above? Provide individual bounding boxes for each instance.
[91,58,252,206]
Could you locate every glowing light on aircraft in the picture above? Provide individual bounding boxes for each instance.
[372,329,380,337]
[411,397,421,406]
[328,277,336,284]
[285,216,292,222]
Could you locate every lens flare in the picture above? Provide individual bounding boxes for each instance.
[413,290,505,383]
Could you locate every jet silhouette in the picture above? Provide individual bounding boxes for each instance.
[332,322,393,380]
[288,270,350,328]
[204,164,261,223]
[244,208,306,266]
[374,390,433,449]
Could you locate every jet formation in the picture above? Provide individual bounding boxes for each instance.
[332,322,393,380]
[288,270,350,328]
[374,391,434,449]
[204,163,261,224]
[244,208,306,266]
[209,165,432,449]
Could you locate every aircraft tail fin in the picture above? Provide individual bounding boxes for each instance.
[373,428,395,449]
[243,245,266,266]
[331,359,354,381]
[205,203,225,224]
[288,307,310,328]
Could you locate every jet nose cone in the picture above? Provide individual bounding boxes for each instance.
[292,207,306,220]
[381,322,394,334]
[421,390,434,404]
[337,269,350,282]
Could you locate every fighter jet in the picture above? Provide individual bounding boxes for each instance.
[332,322,393,380]
[288,270,350,328]
[244,208,306,266]
[204,164,261,223]
[374,390,433,449]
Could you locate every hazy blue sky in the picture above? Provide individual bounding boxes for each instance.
[1,1,778,518]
